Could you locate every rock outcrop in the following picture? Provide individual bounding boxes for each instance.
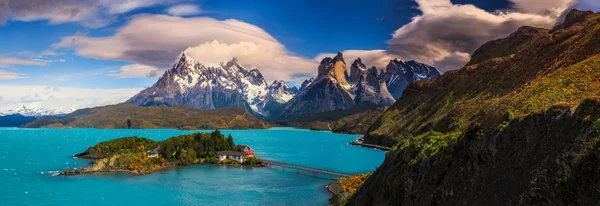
[384,59,440,99]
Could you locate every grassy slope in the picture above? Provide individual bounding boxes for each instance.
[364,11,600,147]
[24,104,270,129]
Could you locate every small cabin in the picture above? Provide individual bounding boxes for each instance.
[147,148,160,158]
[216,151,246,163]
[236,145,254,157]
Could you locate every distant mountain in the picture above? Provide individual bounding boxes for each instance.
[278,52,435,119]
[0,114,37,127]
[23,104,270,129]
[0,105,71,117]
[260,80,298,116]
[278,52,357,119]
[126,53,291,117]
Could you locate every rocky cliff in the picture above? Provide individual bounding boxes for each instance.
[349,99,600,205]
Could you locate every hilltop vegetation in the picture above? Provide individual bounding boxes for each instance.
[347,10,600,205]
[24,104,270,130]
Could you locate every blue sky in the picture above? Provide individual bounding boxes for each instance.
[0,0,595,112]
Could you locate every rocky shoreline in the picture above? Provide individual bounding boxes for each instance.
[61,156,265,176]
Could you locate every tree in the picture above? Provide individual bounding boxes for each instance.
[227,134,235,149]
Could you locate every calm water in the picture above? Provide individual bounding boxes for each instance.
[0,127,385,205]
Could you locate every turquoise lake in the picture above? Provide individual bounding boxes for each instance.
[0,127,385,205]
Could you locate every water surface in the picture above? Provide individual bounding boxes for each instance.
[0,127,385,205]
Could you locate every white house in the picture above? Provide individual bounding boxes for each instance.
[147,148,160,158]
[216,151,247,163]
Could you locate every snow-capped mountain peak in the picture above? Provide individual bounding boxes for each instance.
[267,80,295,103]
[127,53,288,117]
[0,105,72,117]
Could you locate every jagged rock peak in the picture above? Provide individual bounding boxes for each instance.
[298,77,314,92]
[352,58,365,68]
[377,77,396,106]
[333,50,346,64]
[267,80,295,103]
[350,58,368,83]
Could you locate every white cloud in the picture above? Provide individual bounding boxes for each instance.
[0,70,28,79]
[54,15,319,81]
[99,0,169,15]
[510,0,576,14]
[0,85,142,112]
[387,0,576,72]
[0,57,47,68]
[3,0,107,28]
[109,64,162,78]
[314,50,402,71]
[184,40,317,81]
[1,0,179,27]
[166,4,201,16]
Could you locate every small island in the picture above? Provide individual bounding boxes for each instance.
[62,130,262,176]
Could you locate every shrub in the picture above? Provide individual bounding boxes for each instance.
[336,173,371,194]
[206,157,218,164]
[593,119,600,131]
[399,131,462,165]
[244,157,262,165]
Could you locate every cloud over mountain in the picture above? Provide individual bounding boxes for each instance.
[387,0,577,72]
[108,64,162,78]
[54,15,318,81]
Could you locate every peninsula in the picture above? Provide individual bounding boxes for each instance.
[62,130,262,176]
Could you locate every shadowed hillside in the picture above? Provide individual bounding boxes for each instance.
[24,104,270,130]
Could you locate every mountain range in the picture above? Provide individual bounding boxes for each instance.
[125,51,439,120]
[0,105,71,117]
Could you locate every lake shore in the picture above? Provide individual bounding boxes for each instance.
[349,141,391,151]
[61,158,265,176]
